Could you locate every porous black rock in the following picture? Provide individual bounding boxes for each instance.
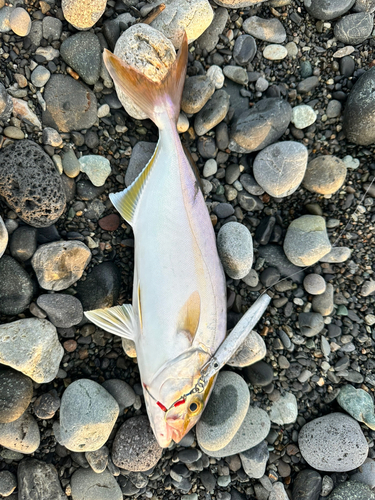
[0,140,66,228]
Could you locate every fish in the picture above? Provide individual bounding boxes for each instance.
[85,33,228,448]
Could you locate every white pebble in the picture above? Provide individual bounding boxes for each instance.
[97,104,110,118]
[207,65,224,89]
[292,104,317,129]
[203,158,217,177]
[343,155,360,170]
[263,44,288,61]
[177,112,189,133]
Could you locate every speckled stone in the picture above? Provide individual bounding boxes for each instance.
[352,459,375,488]
[62,0,107,30]
[303,156,347,195]
[0,413,40,454]
[304,0,355,20]
[71,468,122,500]
[303,274,327,295]
[0,369,33,424]
[217,222,253,279]
[0,255,33,315]
[337,385,375,430]
[299,413,368,472]
[292,469,322,500]
[60,32,101,85]
[269,392,298,425]
[327,481,375,500]
[0,470,16,497]
[17,459,67,500]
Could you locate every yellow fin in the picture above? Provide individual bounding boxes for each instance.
[177,291,201,343]
[137,282,143,331]
[109,143,158,225]
[85,304,135,340]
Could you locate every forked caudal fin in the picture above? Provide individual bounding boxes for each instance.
[103,32,188,128]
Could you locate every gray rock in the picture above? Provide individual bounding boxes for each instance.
[85,446,109,474]
[244,360,273,387]
[17,459,67,499]
[33,392,60,420]
[343,67,375,145]
[71,468,122,500]
[327,481,375,500]
[361,280,375,296]
[297,76,320,93]
[196,7,228,53]
[240,174,264,196]
[101,379,136,414]
[352,459,375,487]
[304,0,355,20]
[60,32,101,85]
[213,0,267,7]
[62,0,107,30]
[217,222,253,279]
[54,379,119,452]
[240,441,269,479]
[223,66,249,85]
[27,19,42,46]
[196,371,250,452]
[195,90,230,136]
[0,318,63,383]
[43,75,98,133]
[243,16,286,43]
[42,16,62,40]
[258,244,305,283]
[75,261,121,311]
[292,104,317,129]
[36,294,83,328]
[298,312,325,337]
[303,274,326,295]
[312,283,334,316]
[112,416,163,471]
[292,469,322,500]
[0,6,12,33]
[354,0,375,12]
[253,141,308,198]
[0,82,13,121]
[0,140,66,228]
[0,470,16,497]
[31,65,51,88]
[269,392,298,425]
[181,75,215,114]
[42,127,62,147]
[125,142,156,187]
[31,241,91,291]
[0,255,33,315]
[62,147,81,178]
[199,405,270,458]
[303,156,347,195]
[79,156,111,187]
[0,413,40,454]
[229,98,292,153]
[284,215,331,267]
[233,35,257,65]
[337,385,375,430]
[334,12,373,44]
[227,330,266,368]
[326,100,342,118]
[298,413,368,472]
[0,369,33,424]
[319,247,352,263]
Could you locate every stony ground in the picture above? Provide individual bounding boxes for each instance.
[1,0,375,499]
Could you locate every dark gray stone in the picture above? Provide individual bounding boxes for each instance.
[181,75,215,114]
[340,56,356,77]
[200,470,216,491]
[196,7,228,53]
[213,203,235,218]
[334,13,373,44]
[0,368,33,424]
[258,244,304,283]
[298,312,325,337]
[10,226,37,262]
[36,294,83,328]
[328,481,375,500]
[0,83,13,121]
[197,136,217,159]
[292,469,322,500]
[17,459,67,500]
[240,441,269,479]
[43,75,98,133]
[0,140,66,228]
[244,361,273,386]
[0,255,33,315]
[237,192,264,211]
[233,35,257,65]
[76,180,105,200]
[304,0,356,20]
[33,391,60,419]
[76,262,121,311]
[297,76,320,93]
[195,90,230,136]
[60,32,101,85]
[243,16,286,43]
[229,98,292,153]
[354,0,375,12]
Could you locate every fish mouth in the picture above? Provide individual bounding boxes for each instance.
[166,416,190,444]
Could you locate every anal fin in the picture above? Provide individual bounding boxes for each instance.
[85,304,135,341]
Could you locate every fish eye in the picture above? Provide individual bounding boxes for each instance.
[188,400,201,414]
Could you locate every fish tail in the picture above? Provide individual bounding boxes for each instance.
[103,32,188,128]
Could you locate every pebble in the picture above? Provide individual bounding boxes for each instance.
[253,141,308,198]
[229,98,292,153]
[297,76,320,93]
[243,16,286,43]
[361,280,375,296]
[60,32,101,85]
[334,12,373,44]
[98,214,120,231]
[0,413,40,454]
[284,215,331,267]
[36,294,83,328]
[340,56,356,76]
[352,459,375,488]
[9,7,31,36]
[4,126,24,140]
[31,65,51,88]
[304,0,356,20]
[101,379,136,414]
[0,83,13,121]
[311,283,334,316]
[42,16,62,40]
[0,216,7,259]
[233,35,257,65]
[0,369,33,424]
[43,75,98,133]
[244,361,273,387]
[32,241,91,291]
[203,159,218,177]
[17,459,67,499]
[327,481,375,500]
[217,222,253,279]
[76,261,121,311]
[0,255,33,315]
[0,318,63,383]
[12,97,41,129]
[303,274,326,295]
[292,104,317,129]
[0,140,66,227]
[54,379,119,452]
[214,0,268,6]
[196,371,250,452]
[71,468,122,500]
[292,469,322,500]
[62,147,81,178]
[194,89,230,136]
[150,0,213,48]
[197,7,228,53]
[85,446,109,474]
[319,246,351,263]
[227,331,266,368]
[0,6,13,33]
[303,156,347,195]
[223,65,249,85]
[326,100,342,118]
[269,392,298,425]
[263,44,288,61]
[182,75,216,114]
[298,312,325,337]
[200,405,271,458]
[207,65,225,89]
[79,155,111,187]
[43,127,62,147]
[337,385,375,430]
[114,24,176,120]
[286,41,298,58]
[300,61,313,78]
[240,441,269,479]
[33,392,61,419]
[0,470,16,497]
[112,416,163,471]
[62,0,107,30]
[298,413,368,472]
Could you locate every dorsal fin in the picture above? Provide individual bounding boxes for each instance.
[177,291,201,343]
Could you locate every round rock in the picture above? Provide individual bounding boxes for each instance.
[334,12,373,44]
[71,468,122,500]
[0,140,66,228]
[244,361,273,387]
[0,369,33,424]
[79,155,111,187]
[182,75,215,114]
[303,156,347,195]
[253,141,308,198]
[31,66,51,88]
[8,225,37,263]
[112,416,163,471]
[304,0,356,20]
[298,312,325,337]
[243,16,286,43]
[60,32,101,85]
[233,35,257,65]
[101,379,136,414]
[227,331,266,368]
[240,441,269,479]
[303,274,327,295]
[33,392,61,420]
[9,7,31,36]
[62,0,107,30]
[217,222,253,279]
[284,215,332,267]
[17,459,66,500]
[36,294,83,328]
[54,379,119,452]
[0,470,17,497]
[292,104,317,129]
[292,469,322,500]
[0,413,40,454]
[298,413,368,472]
[76,261,121,311]
[196,371,250,452]
[269,392,298,425]
[0,255,33,315]
[194,89,230,136]
[263,44,287,61]
[31,241,91,291]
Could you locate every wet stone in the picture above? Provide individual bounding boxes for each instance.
[101,379,136,414]
[297,76,320,93]
[352,459,375,488]
[223,66,248,85]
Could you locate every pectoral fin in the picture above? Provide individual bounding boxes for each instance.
[177,291,201,343]
[84,304,135,340]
